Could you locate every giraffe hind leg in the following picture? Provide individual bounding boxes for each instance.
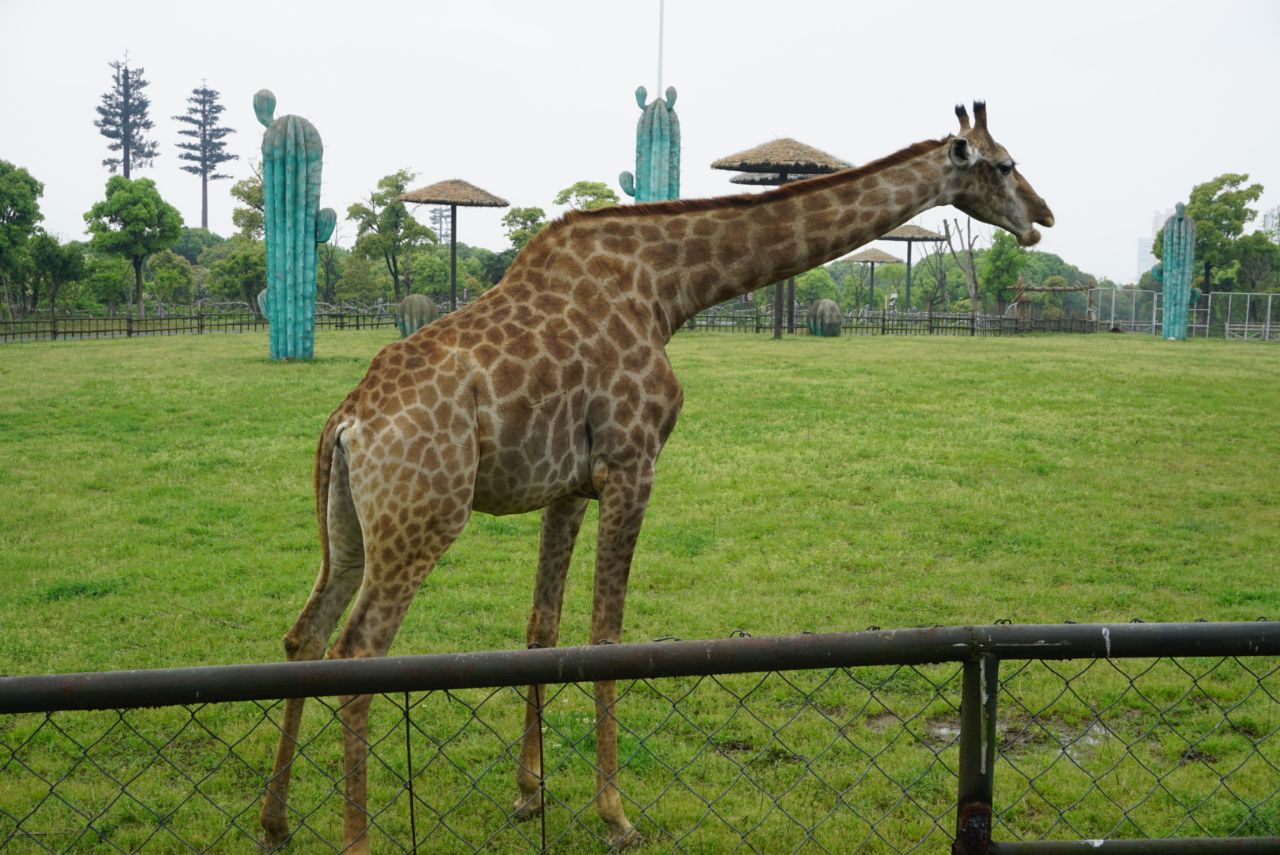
[261,435,365,848]
[330,518,470,854]
[514,495,589,820]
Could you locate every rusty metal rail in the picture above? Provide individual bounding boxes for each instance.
[4,622,1277,715]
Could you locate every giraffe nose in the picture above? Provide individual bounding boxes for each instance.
[1038,211,1055,228]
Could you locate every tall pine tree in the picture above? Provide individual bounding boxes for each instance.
[174,84,238,229]
[94,58,160,178]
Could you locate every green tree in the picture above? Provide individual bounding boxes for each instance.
[206,238,265,306]
[1021,249,1090,287]
[318,239,347,304]
[172,227,224,264]
[0,160,44,317]
[94,58,159,178]
[336,252,389,304]
[147,249,195,304]
[474,246,517,285]
[229,165,264,240]
[84,176,183,320]
[554,180,620,211]
[347,170,435,302]
[28,231,85,321]
[502,207,548,251]
[407,249,450,302]
[979,231,1029,310]
[83,252,132,311]
[1236,231,1280,292]
[174,84,237,229]
[795,267,837,303]
[1154,173,1264,291]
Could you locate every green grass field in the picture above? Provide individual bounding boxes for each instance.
[1,330,1277,852]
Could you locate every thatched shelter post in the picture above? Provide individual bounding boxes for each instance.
[844,247,902,311]
[399,179,509,312]
[880,224,945,310]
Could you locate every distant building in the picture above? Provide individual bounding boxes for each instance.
[1136,237,1155,282]
[1263,206,1280,242]
[1137,208,1174,282]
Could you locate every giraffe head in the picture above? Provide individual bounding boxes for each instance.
[944,101,1054,246]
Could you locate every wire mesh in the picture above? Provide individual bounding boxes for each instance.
[3,646,1277,854]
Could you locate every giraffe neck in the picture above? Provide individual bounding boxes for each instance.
[660,139,951,329]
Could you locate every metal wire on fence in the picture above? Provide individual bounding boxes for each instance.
[2,622,1278,853]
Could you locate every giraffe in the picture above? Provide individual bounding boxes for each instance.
[259,102,1052,852]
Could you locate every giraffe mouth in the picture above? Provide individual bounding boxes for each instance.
[1017,228,1042,247]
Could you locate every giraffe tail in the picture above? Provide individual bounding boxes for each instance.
[313,410,355,567]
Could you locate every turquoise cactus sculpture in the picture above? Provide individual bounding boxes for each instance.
[806,299,843,337]
[396,293,437,338]
[1155,203,1196,341]
[619,86,681,203]
[256,89,336,360]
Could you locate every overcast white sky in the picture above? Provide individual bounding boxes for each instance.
[3,0,1278,284]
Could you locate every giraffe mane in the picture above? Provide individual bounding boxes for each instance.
[546,136,949,236]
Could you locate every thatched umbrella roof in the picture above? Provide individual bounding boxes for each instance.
[398,179,508,207]
[397,178,509,312]
[844,247,902,265]
[710,138,851,175]
[881,224,945,242]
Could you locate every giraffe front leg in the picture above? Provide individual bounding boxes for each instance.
[589,463,653,849]
[515,496,589,821]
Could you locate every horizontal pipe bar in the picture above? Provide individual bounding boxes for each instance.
[992,837,1280,853]
[1,622,1276,714]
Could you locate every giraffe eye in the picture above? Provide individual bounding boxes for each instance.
[997,162,1014,176]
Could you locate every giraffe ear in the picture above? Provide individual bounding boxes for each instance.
[948,137,978,168]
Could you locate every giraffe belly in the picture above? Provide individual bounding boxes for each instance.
[470,465,592,515]
[469,421,592,516]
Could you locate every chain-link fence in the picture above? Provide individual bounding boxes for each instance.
[1091,288,1280,342]
[2,623,1277,853]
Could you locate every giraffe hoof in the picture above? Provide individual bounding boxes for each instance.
[607,822,643,851]
[512,791,543,822]
[259,826,291,852]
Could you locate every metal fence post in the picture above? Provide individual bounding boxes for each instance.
[953,653,999,855]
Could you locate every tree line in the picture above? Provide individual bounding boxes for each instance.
[1147,174,1279,294]
[3,54,1276,323]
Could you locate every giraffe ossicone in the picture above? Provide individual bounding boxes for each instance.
[259,102,1053,852]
